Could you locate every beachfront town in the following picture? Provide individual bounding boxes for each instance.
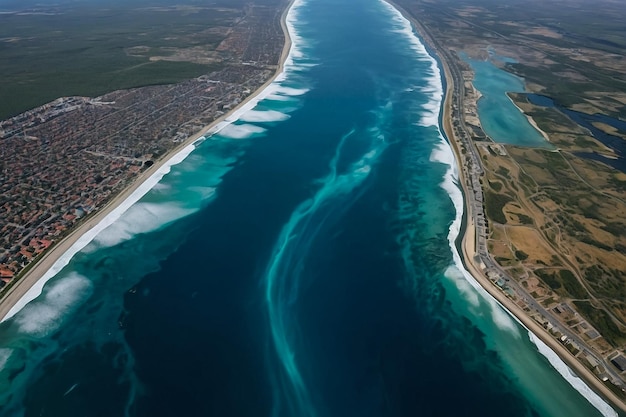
[2,0,626,409]
[412,17,626,399]
[0,3,285,290]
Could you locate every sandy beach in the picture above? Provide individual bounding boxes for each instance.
[379,0,625,413]
[434,21,626,417]
[0,0,294,323]
[2,0,625,413]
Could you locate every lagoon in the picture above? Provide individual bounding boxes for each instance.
[463,55,552,148]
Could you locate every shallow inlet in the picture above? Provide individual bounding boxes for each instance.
[462,54,553,148]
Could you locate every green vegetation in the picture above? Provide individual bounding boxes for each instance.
[579,235,613,251]
[489,181,502,192]
[604,380,626,400]
[514,250,528,261]
[484,190,512,224]
[0,1,240,118]
[565,342,580,355]
[602,222,626,237]
[584,265,626,300]
[542,150,569,171]
[513,212,533,225]
[585,265,604,286]
[609,175,626,192]
[398,0,626,117]
[495,166,510,179]
[559,269,587,299]
[573,136,599,149]
[535,269,587,299]
[536,269,561,291]
[574,300,624,347]
[518,171,536,190]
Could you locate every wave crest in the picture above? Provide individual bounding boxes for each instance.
[14,273,92,336]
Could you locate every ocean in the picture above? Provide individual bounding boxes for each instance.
[0,0,617,416]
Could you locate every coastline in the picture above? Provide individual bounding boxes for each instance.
[0,0,295,323]
[437,20,626,417]
[507,94,552,143]
[384,0,626,414]
[2,0,624,413]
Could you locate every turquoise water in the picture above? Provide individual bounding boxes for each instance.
[0,0,617,416]
[463,55,553,148]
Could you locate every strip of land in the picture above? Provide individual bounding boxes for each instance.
[0,0,294,322]
[0,0,290,284]
[391,4,626,405]
[387,0,626,413]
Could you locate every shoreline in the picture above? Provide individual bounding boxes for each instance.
[384,0,626,414]
[437,20,626,417]
[0,0,295,323]
[507,94,553,143]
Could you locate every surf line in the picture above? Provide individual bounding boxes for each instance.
[381,0,621,414]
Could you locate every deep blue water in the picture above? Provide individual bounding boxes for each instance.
[0,0,617,416]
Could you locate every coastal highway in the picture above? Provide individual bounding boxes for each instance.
[411,8,626,398]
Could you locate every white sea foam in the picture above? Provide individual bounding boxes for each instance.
[379,0,443,128]
[265,93,295,102]
[201,0,309,137]
[444,265,480,308]
[446,260,522,336]
[1,0,310,324]
[433,139,521,339]
[206,81,297,134]
[1,144,196,323]
[420,100,441,127]
[273,86,310,97]
[430,80,619,417]
[151,182,171,192]
[0,348,12,371]
[89,202,195,249]
[528,332,618,417]
[218,123,267,139]
[384,0,521,336]
[13,273,92,336]
[380,0,520,337]
[400,0,619,408]
[239,110,291,123]
[283,0,306,64]
[189,186,217,201]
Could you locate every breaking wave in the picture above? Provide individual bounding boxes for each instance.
[13,273,92,337]
[88,202,196,250]
[239,110,291,123]
[217,123,267,139]
[528,332,618,417]
[1,144,196,322]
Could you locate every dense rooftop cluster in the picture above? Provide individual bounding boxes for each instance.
[0,0,286,287]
